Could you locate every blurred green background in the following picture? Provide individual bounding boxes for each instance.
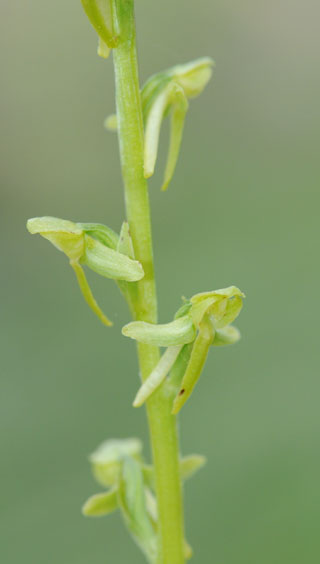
[1,1,320,562]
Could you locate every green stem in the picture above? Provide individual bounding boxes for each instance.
[112,1,185,562]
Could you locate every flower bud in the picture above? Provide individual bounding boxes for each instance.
[81,0,119,55]
[89,438,142,487]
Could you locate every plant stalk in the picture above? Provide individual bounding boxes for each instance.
[113,1,185,562]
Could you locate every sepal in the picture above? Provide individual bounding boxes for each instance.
[190,286,244,329]
[122,316,196,347]
[81,0,119,52]
[78,222,119,249]
[82,488,118,517]
[169,57,214,98]
[27,217,84,261]
[83,234,144,282]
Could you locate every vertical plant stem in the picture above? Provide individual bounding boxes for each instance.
[113,1,185,562]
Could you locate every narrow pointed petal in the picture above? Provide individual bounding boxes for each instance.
[83,234,144,281]
[166,343,194,398]
[82,488,118,517]
[172,320,214,414]
[133,345,183,407]
[143,83,174,178]
[161,85,188,191]
[71,261,112,326]
[122,316,196,347]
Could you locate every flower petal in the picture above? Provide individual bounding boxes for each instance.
[144,82,174,178]
[161,85,188,191]
[81,0,118,48]
[133,345,183,407]
[71,261,112,326]
[82,488,118,517]
[122,316,196,347]
[89,438,143,488]
[83,234,144,281]
[27,216,84,261]
[172,318,214,414]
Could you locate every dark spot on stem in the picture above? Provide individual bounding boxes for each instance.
[179,388,185,396]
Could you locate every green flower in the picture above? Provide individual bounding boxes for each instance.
[122,286,244,411]
[27,216,144,326]
[82,437,205,561]
[106,58,214,191]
